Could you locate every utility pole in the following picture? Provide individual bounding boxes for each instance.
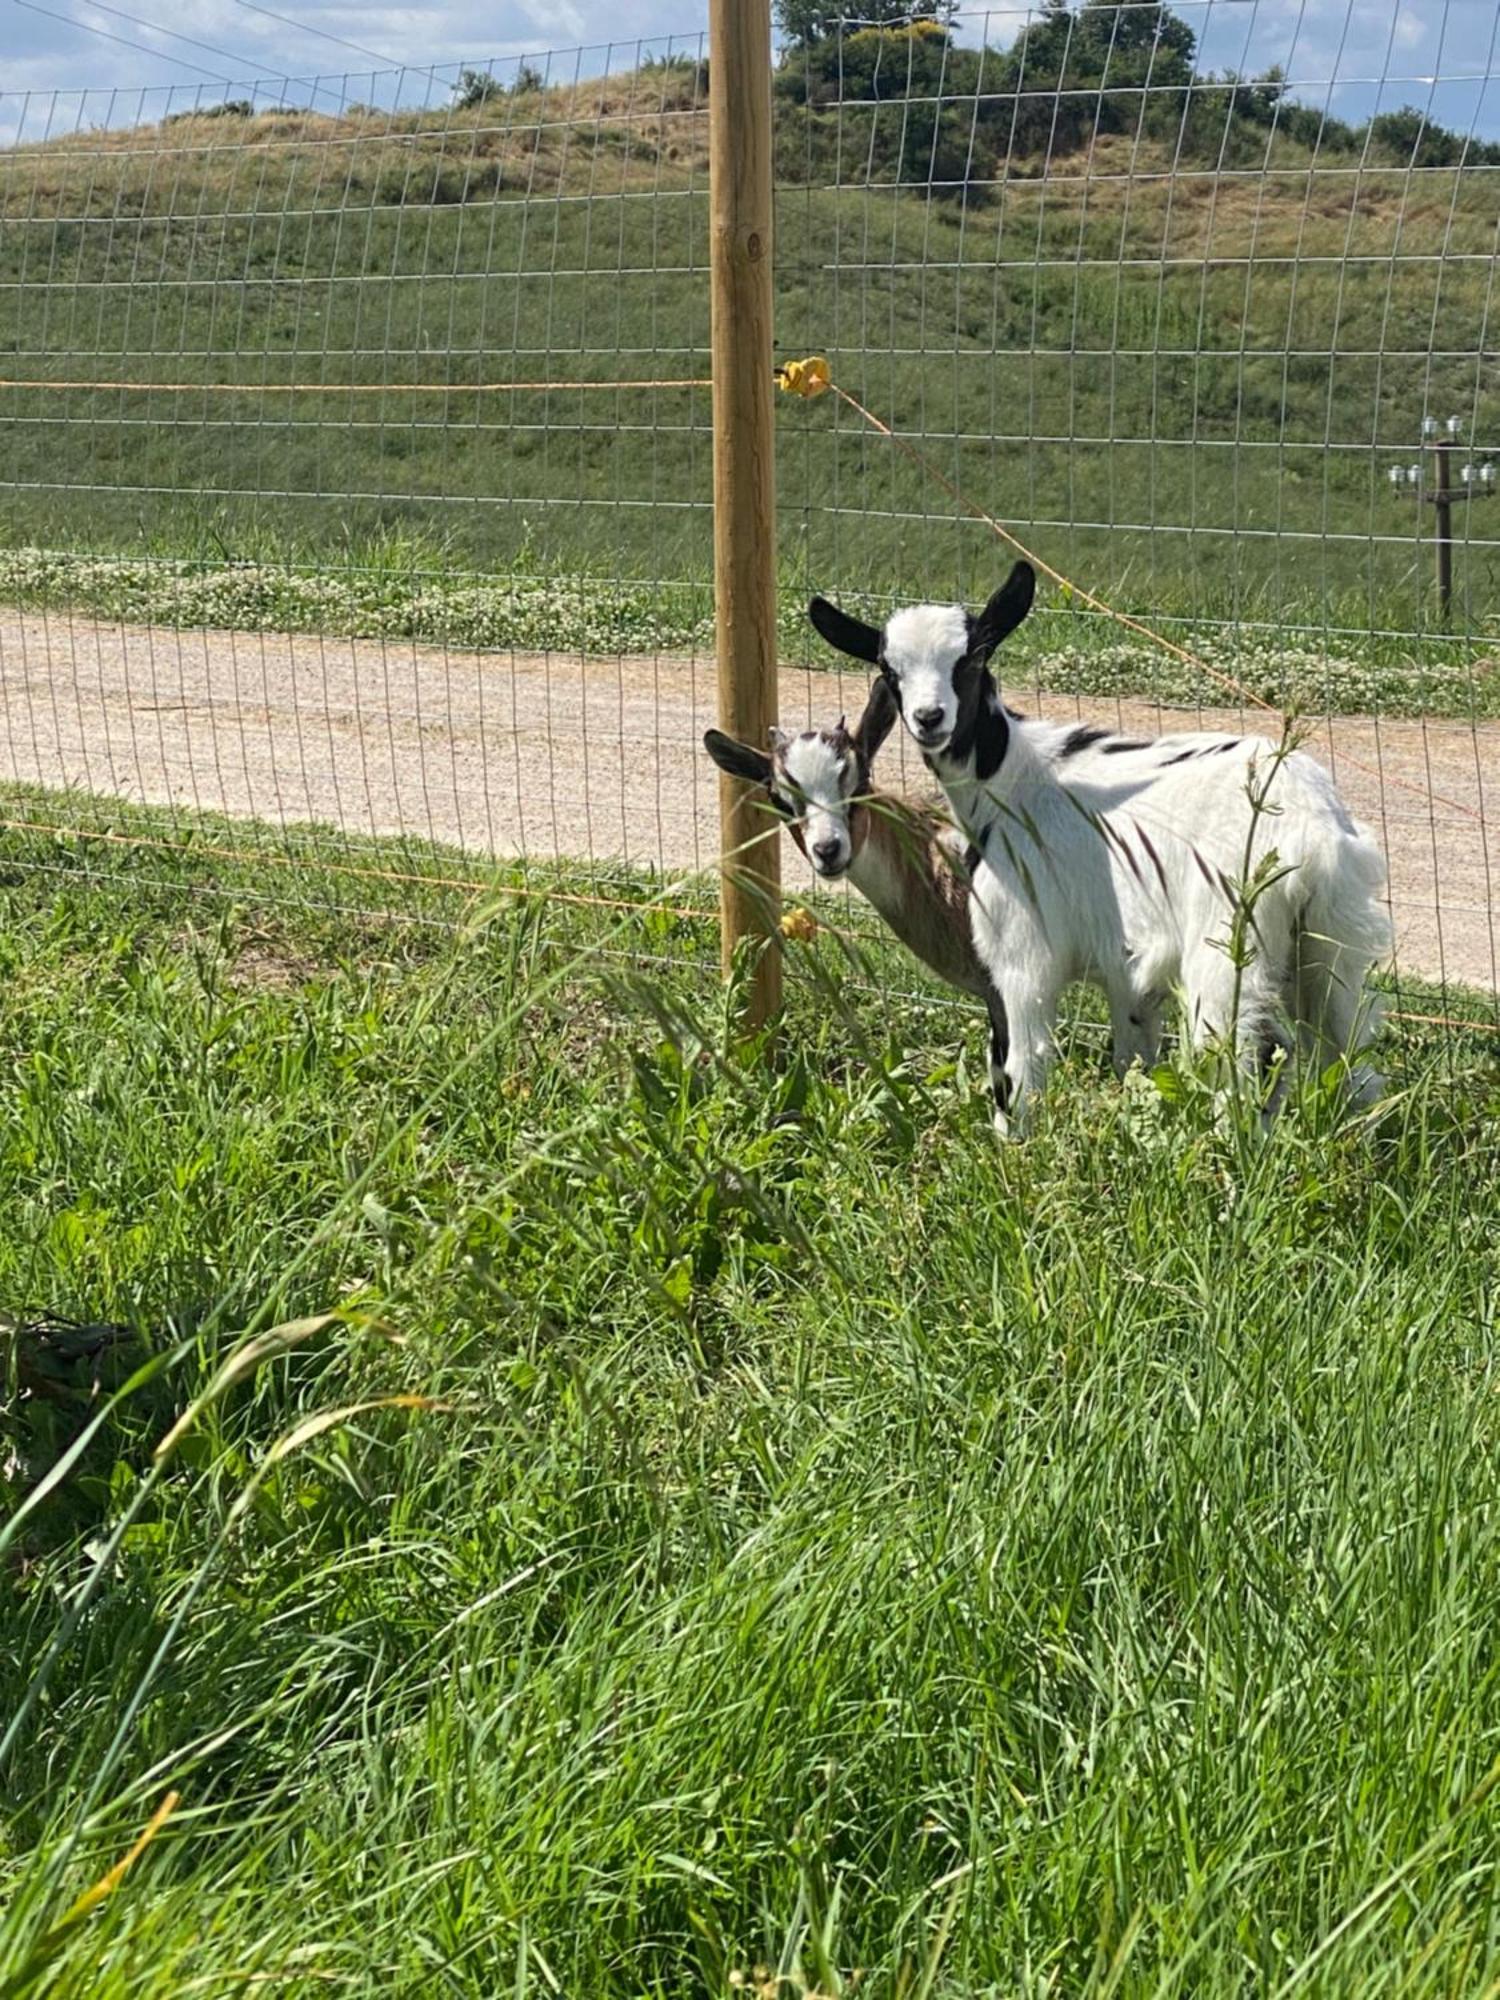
[1433,418,1455,622]
[1389,416,1495,625]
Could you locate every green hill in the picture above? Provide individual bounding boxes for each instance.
[1,35,1497,665]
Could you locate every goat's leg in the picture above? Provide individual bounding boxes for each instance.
[988,978,1060,1137]
[984,985,1011,1128]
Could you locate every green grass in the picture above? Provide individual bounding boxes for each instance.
[3,797,1500,1996]
[3,82,1500,698]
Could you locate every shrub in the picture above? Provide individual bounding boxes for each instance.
[165,99,255,124]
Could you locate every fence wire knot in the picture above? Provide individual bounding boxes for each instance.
[775,355,831,399]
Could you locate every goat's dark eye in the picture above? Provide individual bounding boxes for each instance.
[768,791,796,819]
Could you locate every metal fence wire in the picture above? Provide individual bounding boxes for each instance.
[0,4,1496,1031]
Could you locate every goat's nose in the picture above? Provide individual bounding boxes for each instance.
[812,837,842,865]
[913,705,945,733]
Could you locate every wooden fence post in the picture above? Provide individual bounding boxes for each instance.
[709,0,781,1034]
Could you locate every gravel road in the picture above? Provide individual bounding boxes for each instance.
[2,609,1495,991]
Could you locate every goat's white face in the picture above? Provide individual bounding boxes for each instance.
[806,564,1038,763]
[880,605,971,754]
[773,730,860,878]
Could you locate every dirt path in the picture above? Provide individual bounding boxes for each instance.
[1,608,1496,992]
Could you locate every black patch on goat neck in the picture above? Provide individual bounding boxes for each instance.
[976,703,1010,779]
[1059,724,1110,758]
[1159,746,1197,766]
[1209,738,1241,754]
[947,681,1010,778]
[1101,738,1153,755]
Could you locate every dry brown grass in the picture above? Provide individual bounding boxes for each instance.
[1019,132,1495,262]
[5,67,1490,263]
[0,69,712,218]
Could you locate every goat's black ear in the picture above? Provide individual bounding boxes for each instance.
[808,596,882,665]
[703,727,773,787]
[851,673,899,764]
[971,562,1036,660]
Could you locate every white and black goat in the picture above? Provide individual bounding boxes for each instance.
[808,561,1392,1132]
[703,687,991,1002]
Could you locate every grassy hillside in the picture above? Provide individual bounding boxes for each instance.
[1,60,1498,662]
[2,803,1500,1995]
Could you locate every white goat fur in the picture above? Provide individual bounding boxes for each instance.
[811,567,1393,1131]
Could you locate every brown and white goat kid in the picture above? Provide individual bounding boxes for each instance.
[703,681,991,1007]
[808,560,1392,1133]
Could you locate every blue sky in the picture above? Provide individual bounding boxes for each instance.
[4,1,1498,141]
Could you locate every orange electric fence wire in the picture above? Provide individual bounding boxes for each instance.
[0,815,717,923]
[0,375,713,394]
[40,358,1453,830]
[774,360,1489,832]
[3,814,1493,1035]
[2,354,1493,1018]
[772,357,1495,1032]
[0,351,1489,817]
[1388,1010,1499,1034]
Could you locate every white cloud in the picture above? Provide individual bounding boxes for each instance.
[517,0,590,41]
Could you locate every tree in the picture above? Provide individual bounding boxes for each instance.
[453,67,503,109]
[1367,105,1462,168]
[774,18,984,198]
[1073,0,1195,71]
[987,0,1197,155]
[775,0,958,48]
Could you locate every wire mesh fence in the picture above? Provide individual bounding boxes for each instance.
[0,42,727,924]
[0,5,1496,1034]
